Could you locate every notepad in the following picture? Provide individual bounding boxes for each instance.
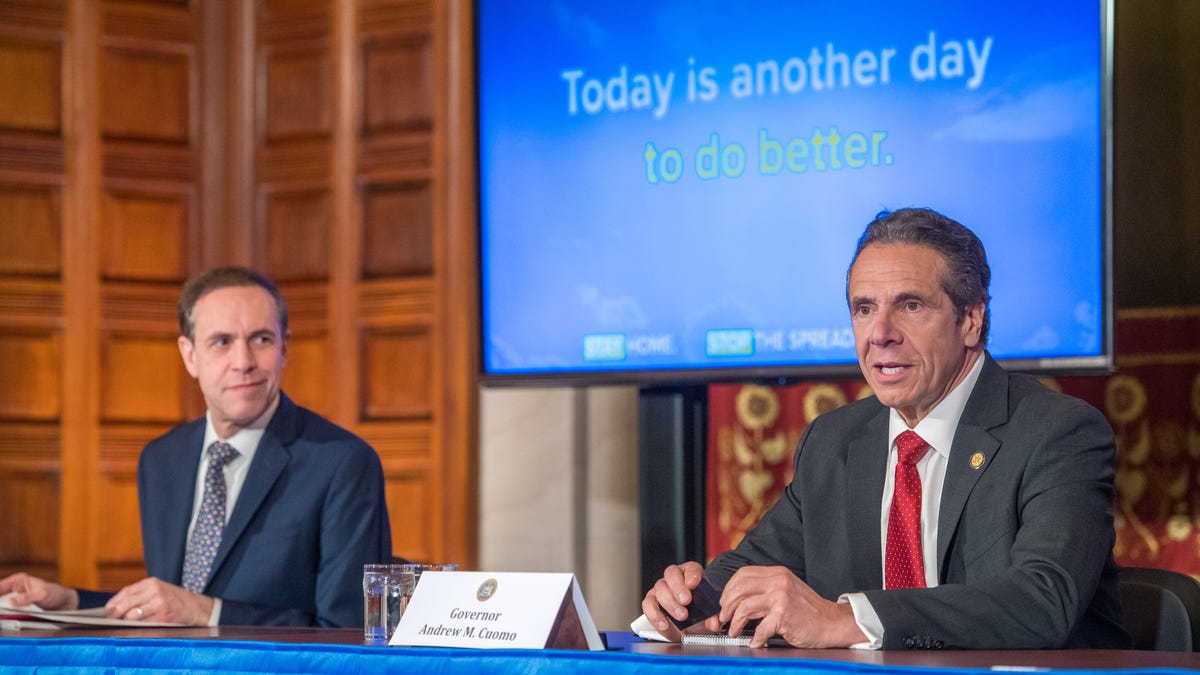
[681,632,754,647]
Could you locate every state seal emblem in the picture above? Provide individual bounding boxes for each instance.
[477,578,498,602]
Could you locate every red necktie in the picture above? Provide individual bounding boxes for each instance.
[885,430,930,589]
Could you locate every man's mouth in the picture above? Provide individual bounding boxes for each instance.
[877,364,907,376]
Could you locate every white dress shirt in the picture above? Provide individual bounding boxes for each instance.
[842,352,985,648]
[186,395,280,625]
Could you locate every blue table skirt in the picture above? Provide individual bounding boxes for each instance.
[2,634,1198,675]
[7,637,903,675]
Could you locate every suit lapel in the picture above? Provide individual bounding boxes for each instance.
[936,355,1008,570]
[847,407,889,592]
[160,422,205,583]
[205,395,296,588]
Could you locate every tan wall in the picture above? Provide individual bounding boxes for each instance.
[479,387,640,630]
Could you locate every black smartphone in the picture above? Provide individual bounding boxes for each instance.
[665,575,724,630]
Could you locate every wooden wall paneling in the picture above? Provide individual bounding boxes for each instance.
[0,420,61,578]
[281,330,332,418]
[362,422,437,562]
[362,35,432,134]
[100,0,194,46]
[95,422,166,589]
[354,0,452,567]
[384,468,436,563]
[0,275,66,575]
[0,35,62,134]
[439,0,479,568]
[329,0,362,431]
[97,281,194,583]
[0,183,62,275]
[207,0,254,266]
[0,0,68,586]
[99,332,188,424]
[0,7,67,388]
[87,0,201,588]
[100,186,192,282]
[0,278,64,328]
[278,281,332,418]
[259,184,331,282]
[0,455,61,579]
[58,0,103,588]
[99,47,191,142]
[98,0,198,145]
[360,325,433,421]
[361,180,433,278]
[358,273,438,561]
[100,283,199,420]
[261,45,332,142]
[256,0,343,430]
[93,474,145,590]
[0,330,62,421]
[256,0,332,144]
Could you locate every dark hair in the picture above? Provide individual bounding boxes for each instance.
[178,266,288,341]
[846,207,991,344]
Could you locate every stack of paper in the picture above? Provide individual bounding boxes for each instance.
[0,593,183,629]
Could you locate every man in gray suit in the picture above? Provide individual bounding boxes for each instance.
[642,208,1129,649]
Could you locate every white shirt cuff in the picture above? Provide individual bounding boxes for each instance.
[208,597,222,626]
[839,592,884,650]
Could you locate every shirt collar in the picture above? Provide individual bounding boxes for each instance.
[202,394,281,463]
[888,352,985,460]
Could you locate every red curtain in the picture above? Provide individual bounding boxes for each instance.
[706,309,1200,575]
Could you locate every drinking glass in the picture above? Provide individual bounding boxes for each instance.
[362,564,390,642]
[386,564,417,638]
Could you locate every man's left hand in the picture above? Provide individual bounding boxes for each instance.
[105,577,214,626]
[708,566,867,648]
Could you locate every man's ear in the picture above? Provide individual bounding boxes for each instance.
[962,303,985,348]
[281,329,290,362]
[178,335,199,378]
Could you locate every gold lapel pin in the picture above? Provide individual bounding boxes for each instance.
[970,452,985,470]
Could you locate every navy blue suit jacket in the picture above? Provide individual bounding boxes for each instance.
[81,393,391,627]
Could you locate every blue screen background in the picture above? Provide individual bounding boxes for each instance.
[477,0,1106,378]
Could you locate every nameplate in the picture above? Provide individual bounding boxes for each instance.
[390,571,603,651]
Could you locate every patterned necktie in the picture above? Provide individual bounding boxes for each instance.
[182,441,240,593]
[885,430,930,589]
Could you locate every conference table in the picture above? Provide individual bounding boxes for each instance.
[2,627,1199,673]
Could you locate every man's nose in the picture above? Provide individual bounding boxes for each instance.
[231,339,257,370]
[870,309,901,346]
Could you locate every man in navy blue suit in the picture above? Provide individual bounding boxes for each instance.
[1,267,391,626]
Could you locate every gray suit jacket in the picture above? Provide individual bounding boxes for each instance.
[706,354,1129,649]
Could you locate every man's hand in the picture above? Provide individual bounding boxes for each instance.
[105,577,214,626]
[0,573,79,610]
[708,566,866,648]
[640,561,706,641]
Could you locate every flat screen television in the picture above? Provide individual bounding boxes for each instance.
[476,0,1112,386]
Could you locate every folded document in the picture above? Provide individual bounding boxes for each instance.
[0,593,183,628]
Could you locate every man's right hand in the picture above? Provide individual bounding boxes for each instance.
[640,561,705,641]
[0,573,79,611]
